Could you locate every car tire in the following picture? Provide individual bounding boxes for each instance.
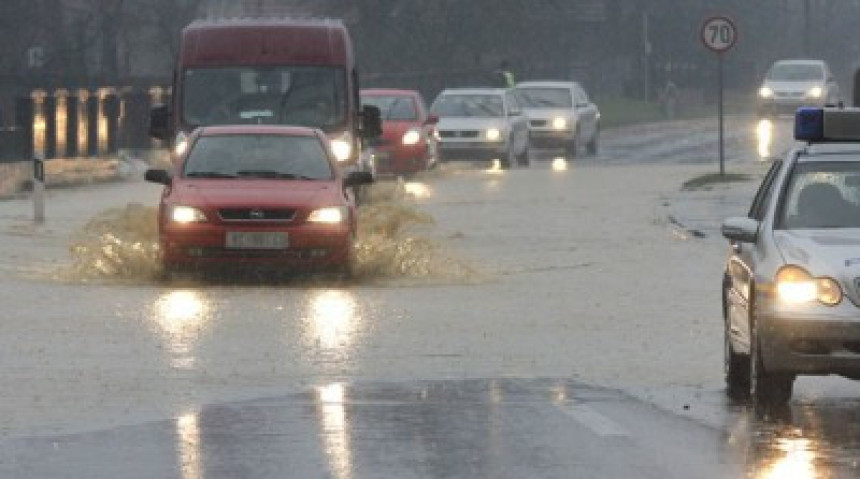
[566,132,578,158]
[517,144,530,167]
[749,317,794,408]
[724,317,750,400]
[586,128,599,156]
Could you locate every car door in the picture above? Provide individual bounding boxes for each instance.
[725,159,783,354]
[505,91,528,154]
[574,85,598,141]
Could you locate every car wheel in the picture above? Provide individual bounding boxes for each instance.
[500,146,514,169]
[749,317,794,408]
[586,129,599,156]
[517,144,531,167]
[724,315,750,400]
[566,132,578,158]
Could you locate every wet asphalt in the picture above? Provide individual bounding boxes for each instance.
[2,116,860,477]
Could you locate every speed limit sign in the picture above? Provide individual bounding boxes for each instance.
[701,16,737,53]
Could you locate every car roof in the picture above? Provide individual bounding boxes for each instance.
[361,89,419,96]
[198,125,320,137]
[438,88,507,96]
[772,59,827,67]
[516,81,579,89]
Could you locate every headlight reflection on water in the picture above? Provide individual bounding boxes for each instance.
[306,290,360,351]
[175,411,203,479]
[316,383,353,479]
[760,438,818,479]
[152,290,211,369]
[552,157,569,172]
[757,118,773,159]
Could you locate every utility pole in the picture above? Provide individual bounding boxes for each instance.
[803,0,811,56]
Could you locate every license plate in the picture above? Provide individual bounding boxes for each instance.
[225,232,288,249]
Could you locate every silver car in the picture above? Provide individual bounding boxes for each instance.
[430,88,530,169]
[515,80,600,157]
[722,141,860,407]
[757,59,840,117]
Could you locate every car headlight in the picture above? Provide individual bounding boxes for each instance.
[486,128,502,141]
[308,206,347,224]
[402,129,422,146]
[170,205,207,223]
[775,265,842,306]
[758,87,774,99]
[807,86,823,99]
[174,131,189,156]
[331,133,353,162]
[552,117,568,130]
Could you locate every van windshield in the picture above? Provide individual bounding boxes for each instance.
[182,66,347,130]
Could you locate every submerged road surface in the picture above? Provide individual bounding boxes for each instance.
[1,117,859,477]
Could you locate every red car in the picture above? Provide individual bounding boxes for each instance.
[145,125,373,276]
[360,89,438,175]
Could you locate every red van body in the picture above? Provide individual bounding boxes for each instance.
[153,18,378,166]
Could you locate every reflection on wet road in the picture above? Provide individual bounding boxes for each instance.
[152,290,211,370]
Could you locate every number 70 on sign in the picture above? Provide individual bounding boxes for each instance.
[701,17,737,53]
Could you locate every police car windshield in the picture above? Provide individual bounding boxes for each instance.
[516,88,573,108]
[183,135,334,181]
[767,63,824,82]
[781,160,860,229]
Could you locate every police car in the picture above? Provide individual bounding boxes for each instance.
[722,107,860,406]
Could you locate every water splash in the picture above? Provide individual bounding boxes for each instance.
[60,182,478,284]
[66,203,162,282]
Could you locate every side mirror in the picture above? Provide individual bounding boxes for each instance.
[150,105,171,140]
[360,105,383,139]
[144,168,171,186]
[721,217,760,243]
[344,171,374,188]
[424,114,439,125]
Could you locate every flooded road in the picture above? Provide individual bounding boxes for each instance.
[1,116,859,477]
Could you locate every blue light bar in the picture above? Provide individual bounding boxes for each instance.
[795,107,860,142]
[795,108,824,141]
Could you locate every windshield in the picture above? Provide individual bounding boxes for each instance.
[767,63,825,82]
[430,94,504,117]
[781,161,860,229]
[183,134,333,180]
[182,67,347,130]
[361,95,418,121]
[515,87,573,108]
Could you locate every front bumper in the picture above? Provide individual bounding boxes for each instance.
[438,141,508,161]
[758,97,826,116]
[759,312,860,377]
[160,222,352,271]
[371,144,430,175]
[528,129,575,148]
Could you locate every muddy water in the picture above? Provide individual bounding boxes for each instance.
[62,182,477,284]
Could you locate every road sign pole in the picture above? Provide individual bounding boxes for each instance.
[33,156,45,223]
[718,52,725,176]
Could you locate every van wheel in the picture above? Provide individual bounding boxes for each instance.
[517,145,531,167]
[566,132,578,158]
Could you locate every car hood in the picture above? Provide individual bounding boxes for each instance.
[763,80,823,93]
[171,179,338,209]
[774,229,860,304]
[436,117,505,130]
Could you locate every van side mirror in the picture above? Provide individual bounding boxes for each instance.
[360,105,383,139]
[344,171,374,187]
[150,105,171,140]
[721,217,759,243]
[144,168,171,186]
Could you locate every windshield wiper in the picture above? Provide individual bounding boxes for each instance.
[235,170,316,180]
[185,171,237,178]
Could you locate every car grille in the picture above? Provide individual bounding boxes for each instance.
[775,92,804,99]
[439,130,480,139]
[218,208,296,222]
[530,120,548,127]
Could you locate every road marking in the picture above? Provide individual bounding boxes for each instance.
[555,403,630,438]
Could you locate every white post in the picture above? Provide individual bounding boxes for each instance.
[33,156,45,223]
